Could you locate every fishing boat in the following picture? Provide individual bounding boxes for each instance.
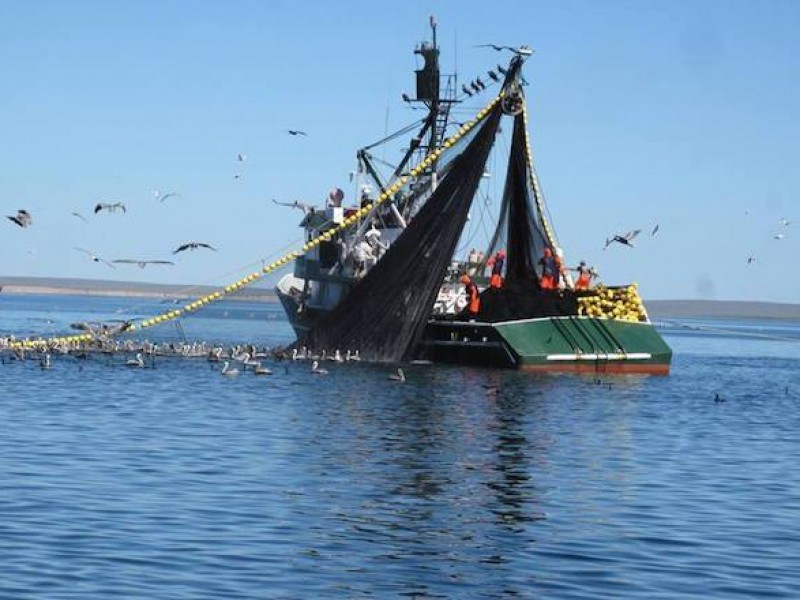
[275,18,671,375]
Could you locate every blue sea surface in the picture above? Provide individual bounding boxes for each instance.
[2,294,799,599]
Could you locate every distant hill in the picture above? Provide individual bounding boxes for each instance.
[0,276,276,302]
[646,300,800,320]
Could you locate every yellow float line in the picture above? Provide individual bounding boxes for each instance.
[521,101,558,251]
[9,94,504,350]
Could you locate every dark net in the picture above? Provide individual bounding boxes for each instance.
[471,112,580,322]
[297,105,503,361]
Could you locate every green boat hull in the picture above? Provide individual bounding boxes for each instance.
[423,316,672,375]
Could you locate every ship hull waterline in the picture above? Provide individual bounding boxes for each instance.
[422,316,672,375]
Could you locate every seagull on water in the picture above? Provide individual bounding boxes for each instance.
[604,229,641,249]
[94,202,126,214]
[310,360,328,375]
[74,247,115,268]
[112,259,175,269]
[221,361,240,377]
[173,242,217,254]
[388,368,406,382]
[7,209,32,228]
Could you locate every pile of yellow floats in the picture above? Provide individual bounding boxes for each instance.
[576,284,648,323]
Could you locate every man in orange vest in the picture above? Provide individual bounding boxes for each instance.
[487,249,506,289]
[539,247,558,290]
[460,274,481,319]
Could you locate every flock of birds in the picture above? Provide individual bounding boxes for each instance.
[605,217,790,265]
[0,337,407,383]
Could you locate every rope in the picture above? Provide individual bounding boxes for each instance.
[9,92,505,350]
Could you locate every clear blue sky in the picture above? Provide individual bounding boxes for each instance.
[1,0,798,302]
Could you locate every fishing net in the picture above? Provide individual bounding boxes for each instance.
[296,105,503,361]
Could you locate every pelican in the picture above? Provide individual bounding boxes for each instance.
[310,360,328,375]
[94,202,126,214]
[604,229,641,249]
[476,44,534,57]
[153,191,180,203]
[7,209,32,228]
[126,353,145,368]
[253,363,272,375]
[112,259,175,269]
[74,247,115,269]
[388,368,405,382]
[173,242,217,254]
[221,361,240,377]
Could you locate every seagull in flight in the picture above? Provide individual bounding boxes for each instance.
[286,130,308,136]
[651,224,660,237]
[476,44,534,57]
[95,201,126,214]
[153,190,180,203]
[7,209,32,228]
[74,247,115,268]
[112,259,175,269]
[237,153,247,162]
[747,256,756,264]
[604,229,642,249]
[773,233,786,241]
[71,211,88,223]
[779,218,791,227]
[173,242,217,254]
[272,199,315,214]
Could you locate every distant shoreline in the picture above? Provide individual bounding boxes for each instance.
[0,276,277,303]
[1,276,798,319]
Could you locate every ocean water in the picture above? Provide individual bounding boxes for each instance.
[1,294,799,599]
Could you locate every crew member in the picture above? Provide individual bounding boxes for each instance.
[573,261,594,290]
[487,249,506,289]
[539,247,558,290]
[460,274,480,319]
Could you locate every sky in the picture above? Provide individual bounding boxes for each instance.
[1,0,798,303]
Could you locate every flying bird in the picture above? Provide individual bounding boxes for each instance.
[604,229,641,249]
[7,209,32,228]
[112,259,175,269]
[71,211,88,223]
[236,153,247,162]
[651,224,659,237]
[94,202,126,214]
[74,247,115,268]
[153,190,180,203]
[476,44,534,56]
[779,218,791,226]
[173,242,217,254]
[287,130,308,136]
[773,233,786,240]
[272,198,315,214]
[747,256,756,264]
